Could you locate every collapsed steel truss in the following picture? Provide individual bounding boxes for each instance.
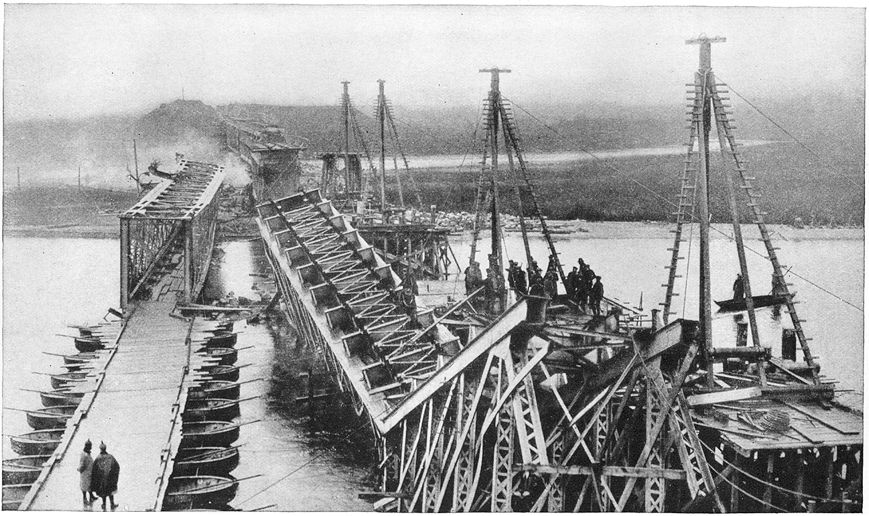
[120,159,225,308]
[255,189,728,512]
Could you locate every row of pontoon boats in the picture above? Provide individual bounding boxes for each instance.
[3,318,254,511]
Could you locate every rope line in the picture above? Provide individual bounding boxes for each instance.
[236,451,325,505]
[711,464,792,513]
[635,350,859,511]
[717,78,863,189]
[509,101,863,313]
[696,437,861,507]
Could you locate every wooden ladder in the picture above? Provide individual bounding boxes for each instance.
[499,99,567,285]
[661,83,702,323]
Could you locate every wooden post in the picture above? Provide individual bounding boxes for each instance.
[729,453,740,512]
[736,322,748,347]
[825,447,835,499]
[481,68,510,308]
[793,451,805,511]
[17,166,21,189]
[695,73,714,387]
[132,139,139,179]
[342,81,351,194]
[78,165,81,191]
[119,218,130,310]
[686,36,725,388]
[378,79,387,211]
[763,452,774,509]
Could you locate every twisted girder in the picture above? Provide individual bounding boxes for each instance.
[255,189,458,428]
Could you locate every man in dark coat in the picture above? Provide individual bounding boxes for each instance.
[733,273,745,301]
[91,442,120,510]
[514,264,527,296]
[464,261,483,295]
[565,267,578,300]
[590,276,604,316]
[543,271,558,300]
[506,261,517,291]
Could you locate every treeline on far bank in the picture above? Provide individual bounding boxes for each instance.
[386,144,864,225]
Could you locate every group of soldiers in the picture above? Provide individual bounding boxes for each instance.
[465,255,605,316]
[565,258,605,315]
[463,255,507,313]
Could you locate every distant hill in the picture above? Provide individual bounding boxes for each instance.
[4,99,228,189]
[3,92,863,224]
[132,99,223,146]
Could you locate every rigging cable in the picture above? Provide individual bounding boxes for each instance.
[509,101,863,313]
[236,451,325,505]
[716,78,863,189]
[696,437,862,507]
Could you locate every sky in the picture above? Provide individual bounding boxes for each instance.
[3,4,865,121]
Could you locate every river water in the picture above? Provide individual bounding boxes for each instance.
[2,227,863,509]
[301,140,777,172]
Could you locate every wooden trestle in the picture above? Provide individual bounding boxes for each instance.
[257,189,788,512]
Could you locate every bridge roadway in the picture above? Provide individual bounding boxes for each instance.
[24,300,202,511]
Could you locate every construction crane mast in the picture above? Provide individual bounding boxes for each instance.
[661,35,819,387]
[469,68,568,313]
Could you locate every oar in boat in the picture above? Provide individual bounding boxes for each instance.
[191,377,264,388]
[19,388,86,395]
[42,352,73,359]
[246,504,277,512]
[55,333,98,340]
[178,443,246,463]
[172,474,263,495]
[195,363,254,375]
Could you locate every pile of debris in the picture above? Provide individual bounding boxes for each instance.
[433,211,545,233]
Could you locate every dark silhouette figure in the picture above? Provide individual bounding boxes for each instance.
[733,273,745,301]
[590,276,605,316]
[90,442,120,511]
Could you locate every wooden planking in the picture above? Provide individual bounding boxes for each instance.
[692,396,863,456]
[27,300,199,511]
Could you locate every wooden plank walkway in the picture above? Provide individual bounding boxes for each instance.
[24,300,195,511]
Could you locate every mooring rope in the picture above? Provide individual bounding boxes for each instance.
[696,437,862,507]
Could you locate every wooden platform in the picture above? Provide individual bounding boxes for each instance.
[691,397,862,456]
[24,301,197,511]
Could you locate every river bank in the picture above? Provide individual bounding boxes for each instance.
[5,217,862,242]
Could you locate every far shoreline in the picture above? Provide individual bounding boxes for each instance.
[3,220,863,242]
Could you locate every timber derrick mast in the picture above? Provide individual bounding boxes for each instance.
[321,80,453,280]
[659,36,861,512]
[255,52,860,513]
[469,68,568,315]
